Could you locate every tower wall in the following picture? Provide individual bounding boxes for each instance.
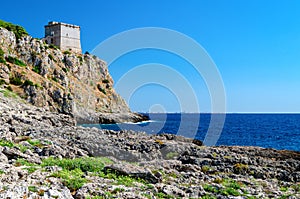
[44,22,81,53]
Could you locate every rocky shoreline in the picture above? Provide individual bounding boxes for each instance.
[0,21,299,199]
[0,93,299,199]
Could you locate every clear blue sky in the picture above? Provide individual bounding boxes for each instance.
[2,0,300,113]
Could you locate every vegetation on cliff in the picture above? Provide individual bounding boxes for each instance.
[0,19,28,39]
[0,19,141,123]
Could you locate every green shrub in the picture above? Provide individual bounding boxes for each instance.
[6,86,12,91]
[14,59,26,67]
[0,57,6,64]
[233,163,249,174]
[23,79,34,87]
[0,48,5,64]
[0,79,6,85]
[52,77,58,82]
[6,56,26,67]
[97,84,106,94]
[102,79,109,84]
[0,20,28,40]
[63,50,71,55]
[48,54,54,60]
[62,67,69,73]
[32,65,41,74]
[49,44,58,49]
[201,165,211,173]
[9,76,23,85]
[77,55,83,63]
[0,48,4,57]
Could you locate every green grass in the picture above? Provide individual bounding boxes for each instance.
[28,139,43,147]
[17,144,29,153]
[15,158,37,167]
[154,192,174,199]
[203,179,243,197]
[0,89,18,98]
[0,139,14,147]
[201,195,217,199]
[28,186,38,192]
[111,187,125,194]
[0,169,4,174]
[220,187,240,196]
[41,157,114,191]
[223,179,241,190]
[24,166,38,174]
[165,152,179,160]
[201,165,211,173]
[291,184,300,192]
[280,186,289,192]
[203,184,219,193]
[86,196,106,199]
[100,168,146,187]
[51,168,87,191]
[0,139,29,153]
[41,157,112,172]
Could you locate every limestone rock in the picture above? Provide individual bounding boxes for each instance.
[0,27,146,124]
[104,163,161,183]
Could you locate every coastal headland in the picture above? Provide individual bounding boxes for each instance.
[0,20,299,199]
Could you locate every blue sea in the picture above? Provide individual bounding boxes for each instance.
[81,114,300,151]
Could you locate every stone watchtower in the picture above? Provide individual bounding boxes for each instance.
[44,21,81,53]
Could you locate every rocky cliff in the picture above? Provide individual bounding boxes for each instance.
[0,26,146,123]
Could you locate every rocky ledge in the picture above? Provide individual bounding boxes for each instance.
[0,26,147,124]
[0,93,299,199]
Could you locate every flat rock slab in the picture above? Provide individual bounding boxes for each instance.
[104,163,161,184]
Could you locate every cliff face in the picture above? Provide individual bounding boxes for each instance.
[0,27,144,123]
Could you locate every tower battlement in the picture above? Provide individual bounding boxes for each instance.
[43,21,81,53]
